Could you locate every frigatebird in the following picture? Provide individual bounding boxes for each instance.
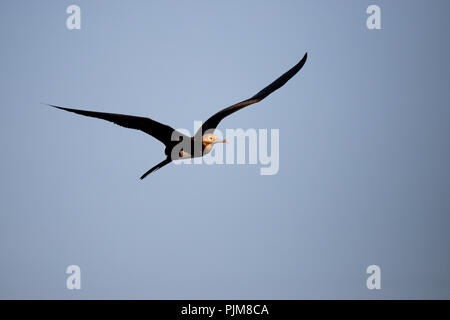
[48,53,307,179]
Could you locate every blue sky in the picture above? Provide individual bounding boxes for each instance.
[0,0,449,298]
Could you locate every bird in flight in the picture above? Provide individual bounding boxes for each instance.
[48,53,307,179]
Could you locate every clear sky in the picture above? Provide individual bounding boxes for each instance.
[1,0,449,299]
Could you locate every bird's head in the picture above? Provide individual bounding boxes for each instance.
[202,133,227,146]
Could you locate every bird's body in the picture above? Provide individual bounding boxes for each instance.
[168,134,227,159]
[47,53,307,179]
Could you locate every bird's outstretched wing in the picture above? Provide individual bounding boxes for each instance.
[196,53,307,137]
[47,104,187,147]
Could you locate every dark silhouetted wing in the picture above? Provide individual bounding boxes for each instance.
[196,53,307,137]
[48,104,186,146]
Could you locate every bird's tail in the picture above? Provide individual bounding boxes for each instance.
[140,158,171,180]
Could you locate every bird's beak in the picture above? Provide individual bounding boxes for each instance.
[214,139,227,144]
